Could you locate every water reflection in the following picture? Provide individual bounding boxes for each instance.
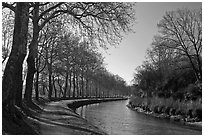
[76,100,201,135]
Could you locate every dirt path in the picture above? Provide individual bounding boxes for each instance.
[25,100,106,135]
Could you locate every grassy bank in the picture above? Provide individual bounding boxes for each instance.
[128,96,202,122]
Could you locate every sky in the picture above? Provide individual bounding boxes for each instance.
[102,2,201,85]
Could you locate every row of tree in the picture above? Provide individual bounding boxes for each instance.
[132,8,202,101]
[2,2,134,117]
[32,25,131,100]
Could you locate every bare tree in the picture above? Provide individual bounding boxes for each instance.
[2,2,135,106]
[157,8,202,82]
[24,2,135,102]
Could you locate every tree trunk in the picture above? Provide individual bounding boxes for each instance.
[95,84,98,98]
[2,3,29,111]
[57,76,63,97]
[48,67,53,99]
[81,71,84,97]
[76,75,79,97]
[98,85,101,98]
[63,72,69,98]
[72,71,76,98]
[24,53,36,102]
[68,72,72,98]
[24,3,39,103]
[85,79,89,97]
[186,53,200,82]
[196,55,202,82]
[52,76,57,98]
[35,70,39,101]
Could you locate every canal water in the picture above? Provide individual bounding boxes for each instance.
[76,100,201,135]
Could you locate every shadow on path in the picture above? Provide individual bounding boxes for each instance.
[23,99,107,135]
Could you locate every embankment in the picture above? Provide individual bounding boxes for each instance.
[67,98,128,110]
[127,96,202,131]
[3,97,127,135]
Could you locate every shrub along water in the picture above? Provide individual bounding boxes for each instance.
[130,8,202,124]
[128,96,202,122]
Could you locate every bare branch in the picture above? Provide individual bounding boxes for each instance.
[39,2,50,7]
[2,2,15,12]
[38,2,64,20]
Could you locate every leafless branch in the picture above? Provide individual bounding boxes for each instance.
[2,2,15,12]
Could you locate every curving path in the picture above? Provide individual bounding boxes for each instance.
[25,99,107,135]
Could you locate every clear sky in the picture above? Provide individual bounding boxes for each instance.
[102,2,201,85]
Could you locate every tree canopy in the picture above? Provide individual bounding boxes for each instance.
[2,2,134,114]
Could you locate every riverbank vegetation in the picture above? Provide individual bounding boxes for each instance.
[2,2,134,134]
[129,8,202,122]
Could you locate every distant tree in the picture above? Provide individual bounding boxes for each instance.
[24,2,135,102]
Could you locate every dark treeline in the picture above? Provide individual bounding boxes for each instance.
[2,2,135,126]
[130,8,202,121]
[29,24,131,100]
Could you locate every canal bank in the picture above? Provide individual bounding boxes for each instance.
[18,97,126,135]
[67,98,127,110]
[76,99,202,135]
[127,97,202,131]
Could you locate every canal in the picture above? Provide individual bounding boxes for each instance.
[76,100,201,135]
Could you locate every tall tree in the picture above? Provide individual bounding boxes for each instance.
[2,3,29,112]
[2,2,135,105]
[157,8,202,82]
[24,2,135,101]
[24,2,40,103]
